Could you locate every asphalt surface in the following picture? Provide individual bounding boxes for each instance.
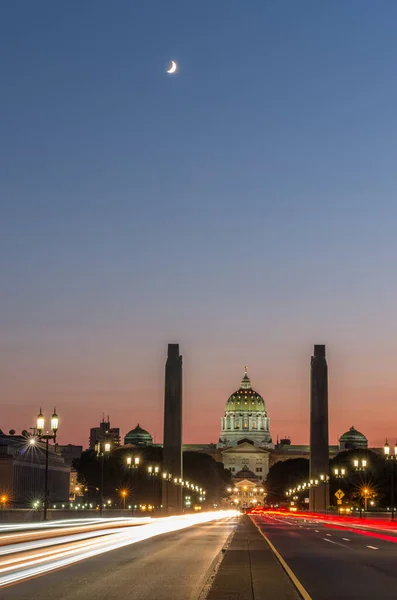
[252,512,397,600]
[1,518,237,600]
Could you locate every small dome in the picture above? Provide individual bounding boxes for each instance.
[124,424,153,446]
[225,369,266,414]
[339,426,367,449]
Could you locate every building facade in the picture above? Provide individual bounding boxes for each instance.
[0,432,70,506]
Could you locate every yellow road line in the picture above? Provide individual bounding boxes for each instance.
[251,518,313,600]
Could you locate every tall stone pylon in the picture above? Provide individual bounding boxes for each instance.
[309,344,329,512]
[162,343,183,512]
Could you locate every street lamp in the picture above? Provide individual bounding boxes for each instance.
[334,468,346,478]
[319,474,330,513]
[384,440,397,520]
[34,408,59,521]
[148,465,159,507]
[120,489,128,510]
[362,487,370,513]
[126,456,140,469]
[96,439,111,516]
[353,459,367,471]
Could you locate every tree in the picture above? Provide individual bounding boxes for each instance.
[329,449,389,508]
[73,447,232,508]
[265,458,309,504]
[183,452,232,504]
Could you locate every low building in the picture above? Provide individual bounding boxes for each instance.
[227,467,266,509]
[0,431,70,507]
[58,444,83,466]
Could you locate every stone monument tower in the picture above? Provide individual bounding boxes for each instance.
[162,343,183,512]
[309,344,329,511]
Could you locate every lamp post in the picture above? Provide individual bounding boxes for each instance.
[319,474,329,512]
[148,465,159,508]
[126,455,140,511]
[384,440,397,520]
[362,487,370,513]
[34,408,59,521]
[352,458,367,516]
[333,468,346,478]
[353,458,367,471]
[96,439,111,516]
[120,489,128,510]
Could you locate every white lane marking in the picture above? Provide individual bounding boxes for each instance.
[315,530,319,533]
[326,533,332,536]
[323,538,350,548]
[367,545,379,550]
[342,538,350,541]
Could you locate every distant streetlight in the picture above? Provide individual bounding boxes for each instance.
[334,468,346,479]
[34,408,59,521]
[362,487,370,513]
[353,459,367,471]
[384,440,397,520]
[120,489,128,510]
[126,456,140,469]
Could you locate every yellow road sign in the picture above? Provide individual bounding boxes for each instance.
[335,489,345,500]
[337,499,342,505]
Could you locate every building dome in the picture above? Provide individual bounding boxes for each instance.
[339,426,368,450]
[225,371,267,414]
[124,424,153,446]
[218,368,272,449]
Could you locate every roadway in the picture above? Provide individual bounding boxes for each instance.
[251,512,397,599]
[0,514,237,600]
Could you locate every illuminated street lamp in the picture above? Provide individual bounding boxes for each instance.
[384,440,397,520]
[34,408,59,521]
[362,487,370,513]
[126,456,140,469]
[334,468,346,479]
[120,489,128,510]
[353,459,367,471]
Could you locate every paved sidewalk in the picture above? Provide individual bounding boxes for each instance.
[207,516,300,600]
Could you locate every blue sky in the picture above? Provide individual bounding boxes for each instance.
[1,1,397,445]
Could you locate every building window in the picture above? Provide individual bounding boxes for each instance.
[256,467,263,473]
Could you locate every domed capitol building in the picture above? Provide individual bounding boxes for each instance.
[202,368,368,483]
[118,368,370,486]
[218,368,272,448]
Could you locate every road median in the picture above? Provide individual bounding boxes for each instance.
[206,516,301,600]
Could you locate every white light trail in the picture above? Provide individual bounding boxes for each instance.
[0,511,238,588]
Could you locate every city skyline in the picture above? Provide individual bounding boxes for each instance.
[2,2,397,449]
[0,347,393,449]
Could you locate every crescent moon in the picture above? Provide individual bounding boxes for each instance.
[167,60,177,74]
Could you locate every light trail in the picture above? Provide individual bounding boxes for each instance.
[0,511,239,589]
[0,517,152,547]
